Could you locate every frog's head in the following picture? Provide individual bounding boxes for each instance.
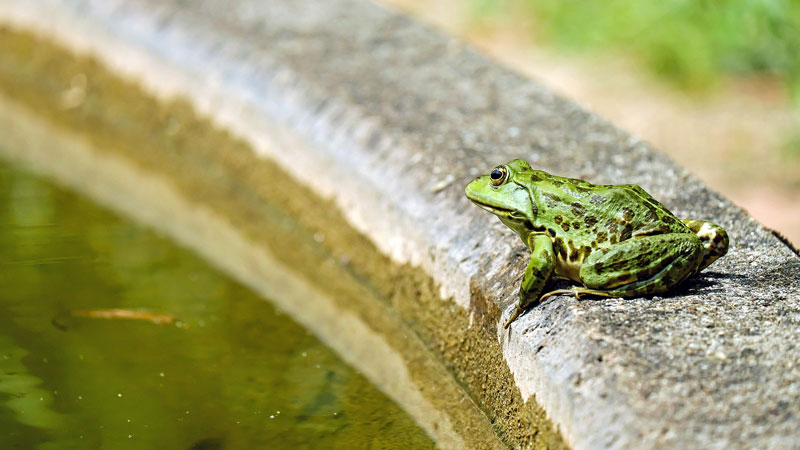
[465,159,535,234]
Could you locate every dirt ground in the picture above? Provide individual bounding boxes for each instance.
[380,0,800,245]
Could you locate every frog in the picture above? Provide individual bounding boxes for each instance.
[465,159,729,329]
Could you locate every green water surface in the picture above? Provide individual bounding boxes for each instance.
[0,158,434,449]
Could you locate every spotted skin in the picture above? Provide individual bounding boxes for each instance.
[465,159,729,328]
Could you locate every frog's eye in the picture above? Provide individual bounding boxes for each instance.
[490,166,509,186]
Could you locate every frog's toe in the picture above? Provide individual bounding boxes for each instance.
[503,306,524,329]
[542,288,617,302]
[505,291,579,328]
[540,289,575,301]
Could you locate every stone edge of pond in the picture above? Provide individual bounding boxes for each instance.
[0,18,549,450]
[0,32,512,450]
[3,0,800,449]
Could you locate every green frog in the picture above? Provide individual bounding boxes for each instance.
[465,159,729,328]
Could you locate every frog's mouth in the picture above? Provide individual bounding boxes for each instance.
[469,200,525,221]
[469,199,509,214]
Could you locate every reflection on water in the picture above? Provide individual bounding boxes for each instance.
[0,159,434,449]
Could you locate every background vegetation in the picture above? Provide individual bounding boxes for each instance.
[472,0,800,100]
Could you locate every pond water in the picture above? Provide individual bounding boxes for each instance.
[0,158,434,449]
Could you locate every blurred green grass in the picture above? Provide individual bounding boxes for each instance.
[471,0,800,100]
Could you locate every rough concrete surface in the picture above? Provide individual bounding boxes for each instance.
[1,0,799,448]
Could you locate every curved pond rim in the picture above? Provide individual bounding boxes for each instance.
[0,25,566,449]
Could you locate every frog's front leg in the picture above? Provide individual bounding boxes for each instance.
[682,219,729,272]
[504,234,555,329]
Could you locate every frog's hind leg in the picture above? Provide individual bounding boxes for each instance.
[682,219,729,272]
[539,259,691,304]
[543,233,704,302]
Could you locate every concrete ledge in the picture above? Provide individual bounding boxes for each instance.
[2,0,799,448]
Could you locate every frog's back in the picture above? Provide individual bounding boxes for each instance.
[529,172,691,245]
[594,183,690,237]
